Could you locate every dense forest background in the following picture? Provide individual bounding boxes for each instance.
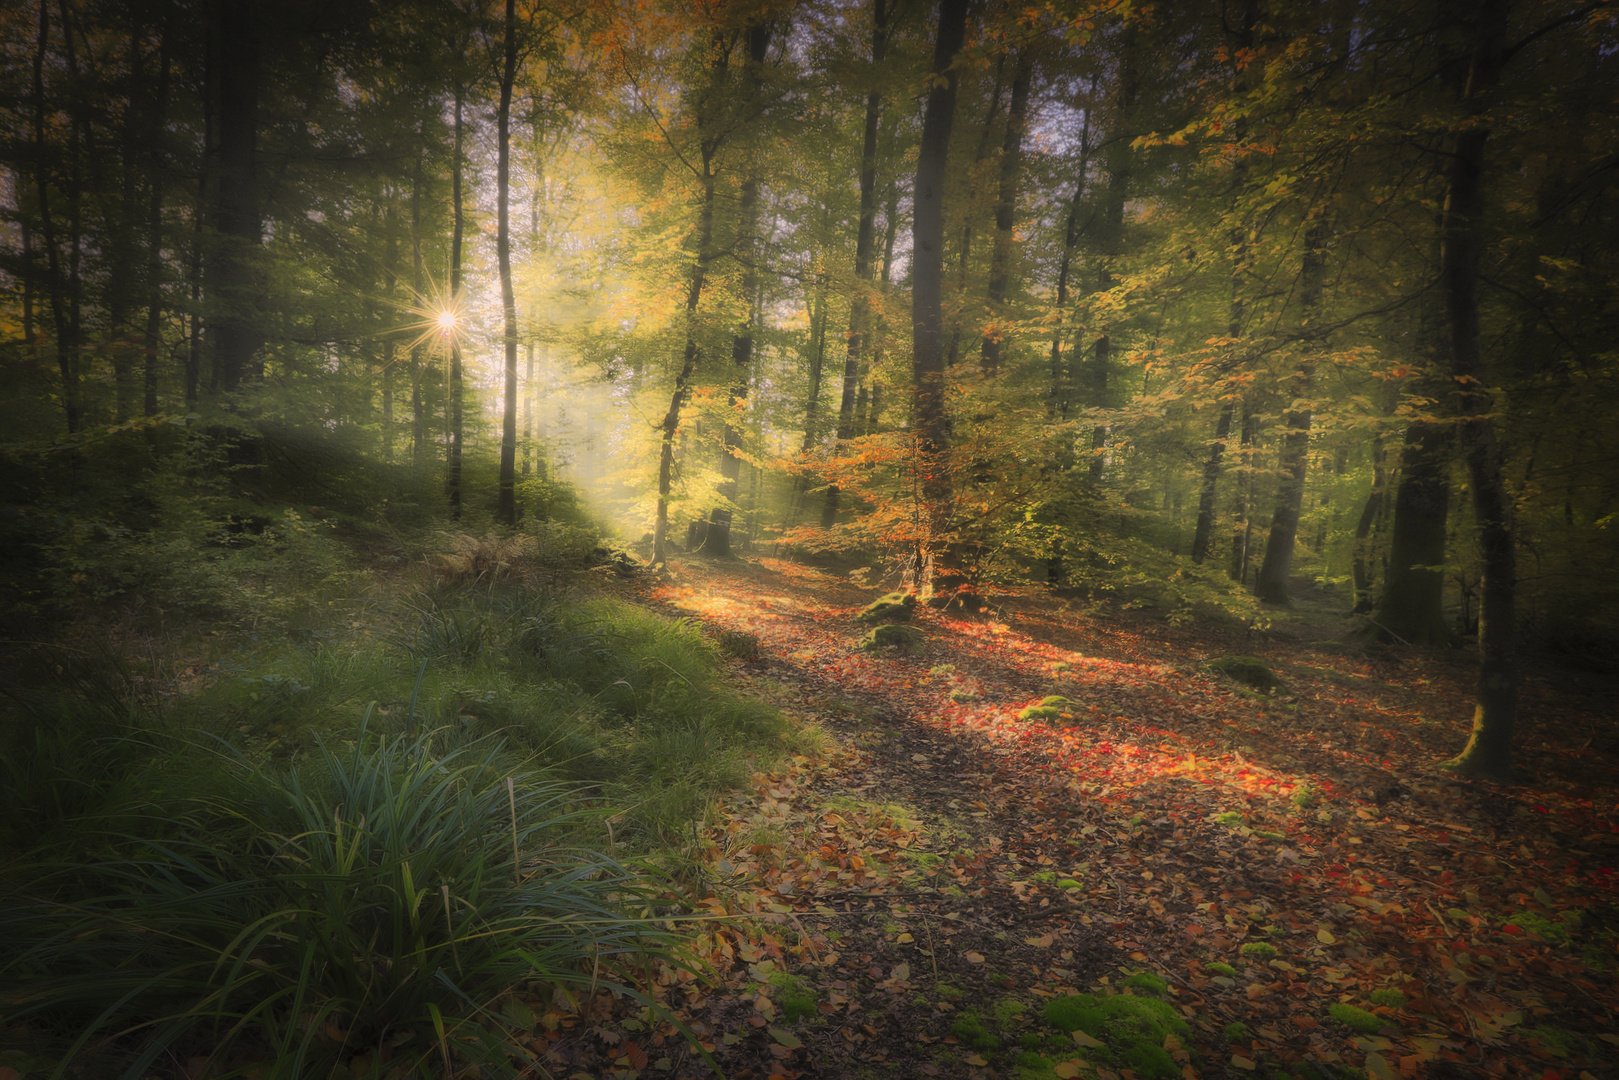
[4,1,1619,1076]
[4,0,1618,767]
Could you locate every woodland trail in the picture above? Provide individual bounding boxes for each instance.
[544,555,1619,1080]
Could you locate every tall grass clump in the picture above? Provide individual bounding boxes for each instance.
[1,722,682,1078]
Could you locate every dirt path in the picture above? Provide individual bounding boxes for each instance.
[543,555,1619,1080]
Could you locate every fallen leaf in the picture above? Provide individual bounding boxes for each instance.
[768,1027,802,1049]
[966,951,985,964]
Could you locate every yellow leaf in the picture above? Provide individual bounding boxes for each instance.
[966,951,986,964]
[1232,1055,1257,1071]
[1055,1063,1084,1079]
[1073,1031,1105,1048]
[1317,928,1337,944]
[892,963,910,982]
[964,1053,989,1066]
[897,933,914,943]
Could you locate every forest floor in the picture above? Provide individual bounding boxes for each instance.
[530,554,1619,1080]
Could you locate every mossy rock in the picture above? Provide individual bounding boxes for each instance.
[1202,655,1285,694]
[926,589,987,614]
[857,591,918,624]
[860,623,925,653]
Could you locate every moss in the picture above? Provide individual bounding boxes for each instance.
[1029,871,1057,885]
[1205,962,1237,977]
[995,998,1029,1024]
[1126,1043,1178,1079]
[935,982,966,1000]
[950,1011,1002,1052]
[1057,878,1082,890]
[1225,1022,1254,1042]
[1328,1002,1386,1034]
[1240,942,1277,960]
[1505,911,1573,946]
[1044,992,1189,1077]
[859,623,925,653]
[856,591,917,624]
[1367,989,1406,1009]
[949,688,979,702]
[1290,787,1319,809]
[1216,811,1244,827]
[1202,656,1285,694]
[767,971,818,1023]
[1014,1051,1057,1080]
[928,664,957,676]
[1123,972,1169,997]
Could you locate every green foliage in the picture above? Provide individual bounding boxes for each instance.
[0,724,678,1078]
[1328,1002,1386,1034]
[859,623,925,653]
[1367,989,1407,1008]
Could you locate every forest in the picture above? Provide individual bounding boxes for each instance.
[2,0,1617,1077]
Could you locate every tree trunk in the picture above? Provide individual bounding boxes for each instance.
[1255,217,1329,605]
[823,0,888,530]
[447,84,465,521]
[1442,0,1517,778]
[1088,27,1138,485]
[32,0,79,433]
[410,125,426,461]
[1190,401,1234,564]
[142,28,171,419]
[700,24,772,559]
[1048,76,1095,424]
[979,50,1032,374]
[496,0,520,527]
[909,0,969,595]
[206,0,262,393]
[1350,433,1389,613]
[1375,419,1454,643]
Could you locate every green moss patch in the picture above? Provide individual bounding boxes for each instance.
[1017,695,1075,723]
[1239,942,1277,961]
[767,971,818,1023]
[856,591,917,624]
[1367,989,1406,1009]
[1204,962,1237,977]
[1328,1002,1386,1034]
[1043,993,1190,1079]
[859,623,925,653]
[950,1010,1003,1052]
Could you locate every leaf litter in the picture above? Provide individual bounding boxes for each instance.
[522,557,1618,1080]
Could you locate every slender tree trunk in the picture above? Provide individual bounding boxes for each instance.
[142,26,171,419]
[1351,433,1389,613]
[1376,419,1454,643]
[980,50,1032,374]
[701,25,772,558]
[910,0,969,594]
[410,127,425,462]
[111,24,145,422]
[1255,217,1329,605]
[496,0,520,527]
[652,157,718,567]
[1048,77,1095,423]
[1190,402,1234,564]
[1089,27,1138,484]
[381,198,398,461]
[1229,406,1258,583]
[1443,0,1517,777]
[207,0,261,393]
[823,0,888,529]
[32,0,79,433]
[447,84,466,520]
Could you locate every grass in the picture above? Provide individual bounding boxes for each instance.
[2,722,681,1078]
[0,529,799,1076]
